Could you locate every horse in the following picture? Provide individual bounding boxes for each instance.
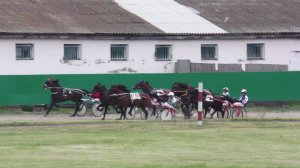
[113,84,154,119]
[133,80,171,103]
[43,78,89,117]
[93,83,154,120]
[107,84,132,120]
[171,82,198,119]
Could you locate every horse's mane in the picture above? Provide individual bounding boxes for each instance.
[173,82,193,90]
[53,80,61,87]
[94,83,107,92]
[115,84,130,93]
[179,83,190,89]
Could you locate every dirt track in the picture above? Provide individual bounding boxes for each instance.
[0,111,299,122]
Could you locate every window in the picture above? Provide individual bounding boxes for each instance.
[16,44,33,60]
[247,43,264,60]
[155,45,172,61]
[64,44,81,60]
[201,44,217,60]
[111,44,128,61]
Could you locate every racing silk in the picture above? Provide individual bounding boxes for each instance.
[238,95,248,105]
[91,92,101,99]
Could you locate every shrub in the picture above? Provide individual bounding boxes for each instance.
[21,105,34,112]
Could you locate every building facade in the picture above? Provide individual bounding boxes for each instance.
[1,0,300,75]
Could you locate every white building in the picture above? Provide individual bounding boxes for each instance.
[1,0,300,75]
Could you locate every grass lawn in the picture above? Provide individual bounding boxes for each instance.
[0,119,299,168]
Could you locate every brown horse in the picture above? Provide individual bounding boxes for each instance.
[93,83,154,120]
[171,82,198,119]
[133,80,171,103]
[43,78,89,117]
[107,85,132,120]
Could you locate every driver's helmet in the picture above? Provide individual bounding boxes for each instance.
[138,80,144,84]
[168,92,174,96]
[223,87,229,91]
[241,89,247,93]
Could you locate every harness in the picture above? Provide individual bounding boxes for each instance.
[173,90,189,98]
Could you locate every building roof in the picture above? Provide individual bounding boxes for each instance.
[0,0,300,35]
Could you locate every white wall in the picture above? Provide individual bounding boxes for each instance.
[0,38,299,75]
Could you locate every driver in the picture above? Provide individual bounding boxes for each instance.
[233,89,249,107]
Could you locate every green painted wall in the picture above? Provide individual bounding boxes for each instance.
[1,71,299,105]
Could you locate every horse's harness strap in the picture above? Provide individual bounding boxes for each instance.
[109,93,129,97]
[174,90,188,98]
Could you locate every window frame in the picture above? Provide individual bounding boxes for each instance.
[247,43,264,60]
[201,44,218,60]
[110,44,128,61]
[155,45,172,61]
[16,44,34,60]
[63,44,82,60]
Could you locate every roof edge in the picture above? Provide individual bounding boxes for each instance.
[0,32,300,40]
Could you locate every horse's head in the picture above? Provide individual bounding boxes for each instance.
[43,78,60,90]
[133,80,152,90]
[171,82,182,91]
[92,83,107,93]
[116,84,130,93]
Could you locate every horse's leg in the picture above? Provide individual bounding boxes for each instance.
[141,106,148,120]
[185,104,190,119]
[123,107,127,120]
[102,104,108,120]
[117,107,125,120]
[70,102,80,117]
[44,102,54,117]
[180,104,186,118]
[210,109,216,118]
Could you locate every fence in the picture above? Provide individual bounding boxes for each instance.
[175,60,288,72]
[0,71,299,105]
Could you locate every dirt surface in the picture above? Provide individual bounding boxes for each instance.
[0,111,299,123]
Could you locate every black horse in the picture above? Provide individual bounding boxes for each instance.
[171,82,198,119]
[43,78,89,117]
[203,91,235,118]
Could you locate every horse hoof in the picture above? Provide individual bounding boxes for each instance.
[44,114,48,117]
[70,115,76,117]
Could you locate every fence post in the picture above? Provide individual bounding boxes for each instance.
[198,82,203,126]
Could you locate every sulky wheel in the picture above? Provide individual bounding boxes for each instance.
[126,107,137,120]
[92,103,104,117]
[77,103,87,116]
[160,109,172,121]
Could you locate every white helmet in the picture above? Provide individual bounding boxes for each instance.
[168,92,174,96]
[223,87,229,91]
[241,89,247,93]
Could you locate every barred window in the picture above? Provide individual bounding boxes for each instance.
[111,44,128,61]
[155,45,172,61]
[64,44,81,60]
[247,43,264,60]
[201,44,217,60]
[16,44,33,60]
